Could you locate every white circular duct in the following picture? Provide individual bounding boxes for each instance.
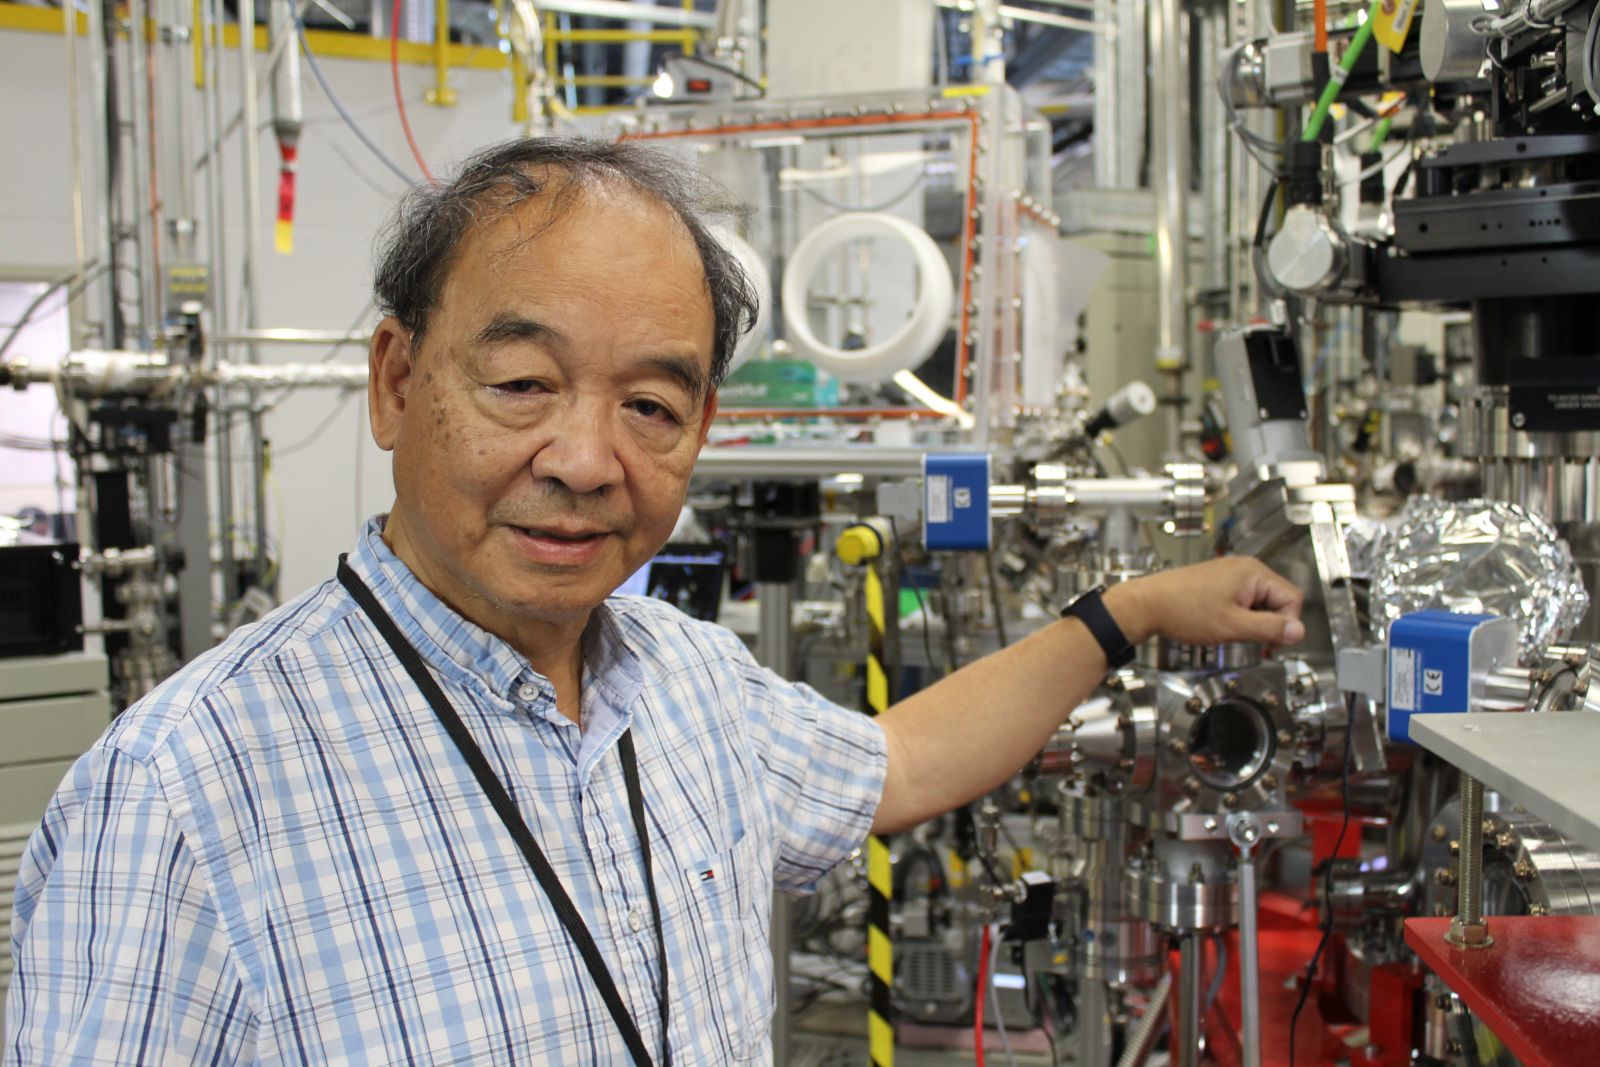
[709,225,771,376]
[780,212,954,384]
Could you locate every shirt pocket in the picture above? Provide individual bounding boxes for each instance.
[681,828,774,1060]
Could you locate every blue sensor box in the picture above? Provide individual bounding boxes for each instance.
[923,453,991,552]
[1387,610,1518,744]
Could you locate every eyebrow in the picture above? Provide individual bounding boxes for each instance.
[473,313,563,348]
[643,356,709,404]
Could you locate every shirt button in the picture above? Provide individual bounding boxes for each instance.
[516,683,540,703]
[628,910,643,933]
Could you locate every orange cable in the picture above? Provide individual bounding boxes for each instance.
[390,0,436,185]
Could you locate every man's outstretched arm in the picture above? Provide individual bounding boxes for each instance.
[871,557,1305,834]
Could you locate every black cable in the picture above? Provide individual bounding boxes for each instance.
[887,515,942,678]
[1288,692,1358,1067]
[985,550,1010,648]
[296,19,418,186]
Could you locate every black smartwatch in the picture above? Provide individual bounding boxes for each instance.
[1061,584,1136,669]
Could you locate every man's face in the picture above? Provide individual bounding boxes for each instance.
[369,183,718,635]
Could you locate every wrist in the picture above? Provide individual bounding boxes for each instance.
[1102,579,1154,646]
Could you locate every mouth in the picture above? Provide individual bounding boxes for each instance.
[506,524,614,566]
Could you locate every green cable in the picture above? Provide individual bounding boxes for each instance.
[1368,113,1394,152]
[1302,0,1384,142]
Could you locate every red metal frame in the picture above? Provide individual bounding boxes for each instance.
[1405,916,1600,1067]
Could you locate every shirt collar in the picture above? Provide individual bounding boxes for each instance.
[345,515,642,711]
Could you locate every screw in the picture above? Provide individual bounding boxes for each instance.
[1203,817,1219,831]
[1435,867,1457,887]
[1223,792,1240,809]
[1496,831,1515,851]
[1185,696,1204,714]
[1449,840,1460,857]
[1529,902,1550,916]
[1262,693,1280,709]
[1512,412,1527,428]
[1168,739,1190,755]
[1261,774,1279,792]
[1183,777,1202,797]
[1432,825,1449,843]
[1514,859,1537,881]
[1226,679,1241,693]
[1447,774,1493,949]
[1277,729,1294,746]
[1446,1038,1464,1055]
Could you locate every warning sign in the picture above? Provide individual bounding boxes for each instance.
[1372,0,1421,53]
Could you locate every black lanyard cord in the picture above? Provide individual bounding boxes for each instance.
[337,558,670,1067]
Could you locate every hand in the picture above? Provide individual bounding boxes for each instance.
[1103,557,1306,648]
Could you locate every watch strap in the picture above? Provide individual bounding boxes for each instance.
[1062,585,1136,670]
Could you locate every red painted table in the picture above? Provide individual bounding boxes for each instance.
[1404,916,1600,1067]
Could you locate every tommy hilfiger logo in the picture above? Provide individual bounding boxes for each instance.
[699,869,716,882]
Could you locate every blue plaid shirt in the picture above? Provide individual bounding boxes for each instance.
[7,519,887,1065]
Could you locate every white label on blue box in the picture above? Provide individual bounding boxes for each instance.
[1391,647,1417,712]
[928,475,951,523]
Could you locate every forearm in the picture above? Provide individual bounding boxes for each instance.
[870,583,1150,834]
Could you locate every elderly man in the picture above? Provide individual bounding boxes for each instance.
[7,139,1303,1065]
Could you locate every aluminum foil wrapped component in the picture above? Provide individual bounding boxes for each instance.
[1371,498,1591,661]
[1343,515,1391,581]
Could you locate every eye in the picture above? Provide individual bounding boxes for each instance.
[628,398,680,424]
[492,379,544,396]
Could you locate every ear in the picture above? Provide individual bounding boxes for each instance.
[695,388,719,450]
[369,316,416,452]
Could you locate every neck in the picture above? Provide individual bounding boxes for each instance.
[381,511,588,723]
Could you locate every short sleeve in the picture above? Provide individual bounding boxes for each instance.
[6,746,258,1065]
[738,653,888,893]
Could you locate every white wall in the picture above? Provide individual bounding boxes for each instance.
[0,25,522,599]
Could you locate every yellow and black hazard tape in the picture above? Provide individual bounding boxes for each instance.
[836,521,895,1067]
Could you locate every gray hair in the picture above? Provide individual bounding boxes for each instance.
[372,137,757,389]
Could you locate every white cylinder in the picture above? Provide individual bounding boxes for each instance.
[709,225,771,376]
[780,212,954,384]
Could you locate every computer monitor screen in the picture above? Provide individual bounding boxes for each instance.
[613,543,727,622]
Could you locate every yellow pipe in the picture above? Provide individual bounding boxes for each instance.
[561,74,653,87]
[681,0,694,55]
[426,0,457,106]
[192,0,203,88]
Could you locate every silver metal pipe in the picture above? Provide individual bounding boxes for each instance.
[64,0,88,301]
[1176,933,1204,1067]
[755,581,794,678]
[237,0,270,581]
[998,4,1109,35]
[1148,0,1190,452]
[754,579,794,1067]
[127,0,158,336]
[85,0,115,342]
[1076,978,1112,1067]
[205,0,237,607]
[694,447,936,481]
[1238,852,1262,1067]
[529,0,715,27]
[210,328,368,345]
[1115,973,1172,1067]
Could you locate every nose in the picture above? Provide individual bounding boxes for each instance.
[528,397,626,496]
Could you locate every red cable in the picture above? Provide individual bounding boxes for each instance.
[974,923,991,1067]
[390,0,436,185]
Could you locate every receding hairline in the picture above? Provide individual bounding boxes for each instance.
[412,167,716,356]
